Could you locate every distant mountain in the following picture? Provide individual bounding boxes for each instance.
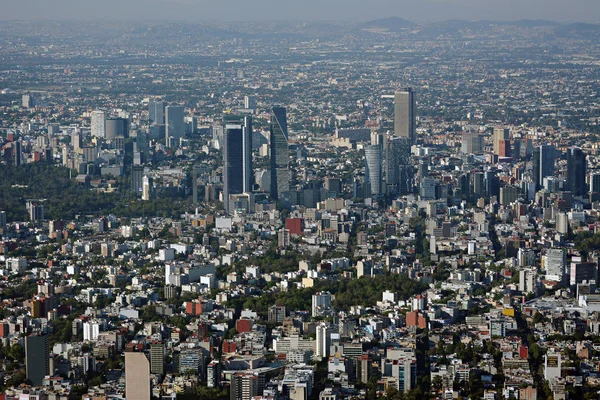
[360,17,417,32]
[554,22,600,36]
[504,19,560,28]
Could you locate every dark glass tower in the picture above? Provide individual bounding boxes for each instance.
[223,115,252,214]
[270,107,289,200]
[567,147,586,196]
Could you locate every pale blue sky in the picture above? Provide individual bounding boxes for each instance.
[2,0,599,22]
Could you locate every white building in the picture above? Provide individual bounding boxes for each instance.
[83,321,100,341]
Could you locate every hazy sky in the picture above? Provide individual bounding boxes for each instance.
[2,0,600,22]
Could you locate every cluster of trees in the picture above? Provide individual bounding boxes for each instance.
[0,163,189,221]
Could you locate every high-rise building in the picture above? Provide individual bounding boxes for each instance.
[394,88,416,143]
[22,94,36,109]
[316,324,331,360]
[149,342,165,375]
[223,115,252,215]
[230,372,260,400]
[493,127,509,155]
[312,292,332,317]
[142,175,152,201]
[461,132,484,154]
[544,248,566,282]
[567,147,586,196]
[244,95,256,110]
[533,145,555,190]
[591,172,600,193]
[25,334,49,386]
[125,351,151,400]
[385,136,411,194]
[179,348,201,374]
[132,165,144,195]
[544,350,561,381]
[207,360,221,387]
[0,211,6,232]
[165,106,185,147]
[268,305,286,324]
[270,107,289,199]
[105,118,128,140]
[91,110,106,138]
[365,145,382,197]
[29,204,44,222]
[13,141,22,166]
[148,99,165,125]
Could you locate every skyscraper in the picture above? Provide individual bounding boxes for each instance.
[149,342,165,375]
[223,115,252,214]
[25,334,49,386]
[365,145,382,196]
[91,110,106,138]
[105,118,128,140]
[13,141,21,166]
[142,175,152,201]
[394,88,416,143]
[533,145,555,190]
[493,127,510,155]
[270,107,289,199]
[567,147,586,196]
[125,351,151,400]
[316,324,331,360]
[165,106,184,147]
[148,99,165,125]
[385,136,411,194]
[132,165,144,195]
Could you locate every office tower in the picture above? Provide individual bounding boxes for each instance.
[148,99,165,124]
[567,147,586,196]
[207,360,221,387]
[165,106,185,147]
[461,132,484,154]
[105,118,128,140]
[278,228,290,248]
[394,88,416,143]
[533,145,555,190]
[244,95,256,110]
[0,211,6,232]
[497,139,511,157]
[364,145,382,196]
[25,334,49,386]
[125,352,151,400]
[316,324,331,360]
[312,292,332,317]
[13,141,22,166]
[544,248,566,282]
[91,110,106,138]
[493,127,510,155]
[570,261,597,286]
[29,204,44,222]
[484,170,500,199]
[142,176,152,201]
[149,342,165,375]
[72,131,82,152]
[270,107,289,199]
[591,172,600,193]
[385,136,411,194]
[22,94,36,109]
[223,115,252,214]
[230,373,260,400]
[397,165,414,195]
[268,305,286,324]
[132,165,144,195]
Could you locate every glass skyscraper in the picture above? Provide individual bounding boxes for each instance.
[223,115,252,214]
[270,107,289,199]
